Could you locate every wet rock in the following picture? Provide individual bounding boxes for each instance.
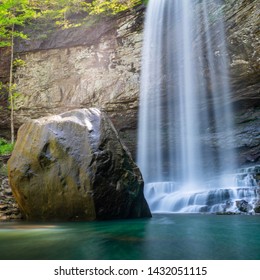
[0,215,8,221]
[254,200,260,213]
[221,200,233,213]
[8,108,151,221]
[0,204,8,211]
[0,164,21,221]
[4,188,12,196]
[216,211,237,215]
[236,199,252,212]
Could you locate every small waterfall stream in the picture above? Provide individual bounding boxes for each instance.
[137,0,259,213]
[144,176,259,213]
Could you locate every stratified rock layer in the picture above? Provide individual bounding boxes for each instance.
[8,108,151,221]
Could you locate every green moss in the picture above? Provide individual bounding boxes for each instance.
[0,138,14,156]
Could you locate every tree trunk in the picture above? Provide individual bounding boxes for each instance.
[9,23,14,144]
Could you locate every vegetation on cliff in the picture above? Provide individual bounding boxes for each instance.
[0,138,14,156]
[1,0,143,30]
[0,0,36,143]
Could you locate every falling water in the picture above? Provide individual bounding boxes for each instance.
[137,0,256,213]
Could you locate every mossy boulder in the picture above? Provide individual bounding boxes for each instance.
[8,108,151,221]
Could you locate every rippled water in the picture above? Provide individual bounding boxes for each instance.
[1,214,260,260]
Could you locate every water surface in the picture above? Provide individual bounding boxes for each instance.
[0,214,260,260]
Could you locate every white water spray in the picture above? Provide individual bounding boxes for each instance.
[137,0,253,213]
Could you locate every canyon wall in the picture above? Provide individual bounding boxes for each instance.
[0,0,259,166]
[225,0,259,166]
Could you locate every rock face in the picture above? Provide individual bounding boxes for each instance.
[191,0,259,170]
[254,202,260,213]
[8,7,145,157]
[7,108,151,221]
[0,1,258,167]
[0,156,21,221]
[224,0,260,167]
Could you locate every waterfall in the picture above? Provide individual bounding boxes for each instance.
[137,0,254,213]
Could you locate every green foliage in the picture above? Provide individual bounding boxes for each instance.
[0,0,36,46]
[34,0,142,28]
[0,82,21,109]
[13,58,26,69]
[32,0,86,28]
[0,138,14,155]
[7,83,21,109]
[1,0,143,37]
[18,0,142,30]
[84,0,141,15]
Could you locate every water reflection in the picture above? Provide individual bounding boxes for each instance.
[144,215,260,259]
[0,224,58,230]
[0,215,260,260]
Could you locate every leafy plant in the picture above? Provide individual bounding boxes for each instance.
[13,58,26,68]
[0,0,36,143]
[83,0,142,15]
[0,138,14,155]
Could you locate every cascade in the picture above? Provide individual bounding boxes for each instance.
[137,0,258,213]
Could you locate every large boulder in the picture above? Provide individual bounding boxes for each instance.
[8,108,151,221]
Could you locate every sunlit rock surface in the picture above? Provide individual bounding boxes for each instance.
[8,108,151,221]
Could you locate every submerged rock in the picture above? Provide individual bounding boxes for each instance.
[8,108,151,221]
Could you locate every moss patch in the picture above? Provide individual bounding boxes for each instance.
[0,138,14,156]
